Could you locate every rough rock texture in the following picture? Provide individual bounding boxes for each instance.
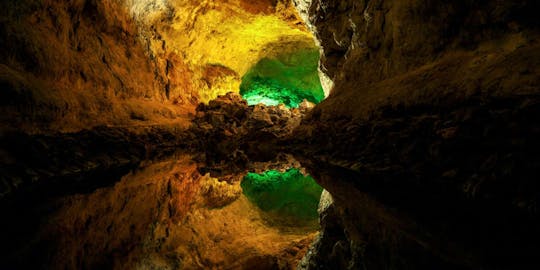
[309,0,539,85]
[304,0,540,121]
[190,93,314,173]
[140,0,317,104]
[0,0,315,133]
[293,0,540,269]
[0,0,195,132]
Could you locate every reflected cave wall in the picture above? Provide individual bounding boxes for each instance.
[294,0,540,269]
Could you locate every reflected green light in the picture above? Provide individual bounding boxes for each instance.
[240,169,323,220]
[240,49,325,108]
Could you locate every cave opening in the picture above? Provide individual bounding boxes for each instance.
[239,48,326,108]
[241,168,323,224]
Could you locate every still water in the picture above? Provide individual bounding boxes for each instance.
[35,153,322,269]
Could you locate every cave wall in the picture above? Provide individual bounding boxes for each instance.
[2,0,540,269]
[0,2,322,268]
[0,0,316,201]
[303,0,539,119]
[0,0,190,132]
[156,0,318,104]
[309,0,539,86]
[295,0,540,269]
[0,0,315,133]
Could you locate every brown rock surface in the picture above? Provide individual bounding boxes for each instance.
[293,0,540,269]
[0,0,314,133]
[0,0,195,132]
[190,92,311,171]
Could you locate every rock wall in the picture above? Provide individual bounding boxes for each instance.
[309,0,539,85]
[303,0,539,120]
[156,0,316,104]
[0,0,315,133]
[295,0,540,269]
[0,0,191,132]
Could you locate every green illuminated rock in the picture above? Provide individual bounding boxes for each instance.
[240,49,325,108]
[241,169,323,220]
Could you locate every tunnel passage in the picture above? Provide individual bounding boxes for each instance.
[239,48,325,108]
[241,168,323,222]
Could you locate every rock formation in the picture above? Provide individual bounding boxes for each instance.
[0,0,314,133]
[293,0,540,269]
[1,0,539,269]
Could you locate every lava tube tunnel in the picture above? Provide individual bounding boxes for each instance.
[3,0,540,269]
[240,48,325,108]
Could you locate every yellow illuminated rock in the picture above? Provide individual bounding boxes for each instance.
[156,0,317,103]
[0,0,319,131]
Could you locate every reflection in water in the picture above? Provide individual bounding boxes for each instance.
[241,169,323,221]
[41,153,319,269]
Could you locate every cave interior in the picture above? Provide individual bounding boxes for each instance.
[1,0,540,269]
